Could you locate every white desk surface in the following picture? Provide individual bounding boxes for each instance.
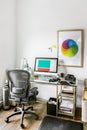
[31,79,58,85]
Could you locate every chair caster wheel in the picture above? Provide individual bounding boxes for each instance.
[5,118,9,123]
[14,108,17,112]
[35,116,39,120]
[21,124,25,129]
[31,107,33,110]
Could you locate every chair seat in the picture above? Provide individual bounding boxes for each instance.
[12,87,25,94]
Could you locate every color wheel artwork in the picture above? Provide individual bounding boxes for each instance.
[61,39,78,57]
[58,29,83,67]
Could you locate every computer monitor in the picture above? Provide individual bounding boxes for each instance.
[34,57,58,76]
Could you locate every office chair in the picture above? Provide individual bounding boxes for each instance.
[5,69,39,129]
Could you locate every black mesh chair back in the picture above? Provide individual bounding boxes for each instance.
[6,69,30,103]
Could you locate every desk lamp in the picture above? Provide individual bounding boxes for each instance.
[48,44,57,52]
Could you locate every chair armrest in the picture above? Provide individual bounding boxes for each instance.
[30,87,38,93]
[29,87,38,97]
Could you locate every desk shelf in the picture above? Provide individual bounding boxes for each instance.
[56,81,76,119]
[31,76,76,119]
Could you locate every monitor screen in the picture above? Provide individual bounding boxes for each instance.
[34,57,58,76]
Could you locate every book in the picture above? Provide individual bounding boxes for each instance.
[59,100,73,109]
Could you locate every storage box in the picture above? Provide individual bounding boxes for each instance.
[47,97,56,116]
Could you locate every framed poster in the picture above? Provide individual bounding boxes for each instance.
[57,29,84,67]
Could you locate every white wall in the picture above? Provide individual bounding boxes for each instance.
[0,0,16,84]
[16,0,87,106]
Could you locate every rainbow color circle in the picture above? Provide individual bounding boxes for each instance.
[61,39,78,57]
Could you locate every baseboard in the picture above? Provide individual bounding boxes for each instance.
[37,98,47,102]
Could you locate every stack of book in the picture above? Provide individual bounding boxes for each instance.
[59,85,74,114]
[59,100,73,114]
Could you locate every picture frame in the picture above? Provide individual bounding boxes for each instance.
[57,29,84,67]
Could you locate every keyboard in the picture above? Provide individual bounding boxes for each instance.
[34,79,58,84]
[33,75,58,84]
[34,79,49,83]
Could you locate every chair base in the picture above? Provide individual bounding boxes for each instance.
[5,105,39,129]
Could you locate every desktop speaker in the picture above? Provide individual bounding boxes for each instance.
[3,86,10,110]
